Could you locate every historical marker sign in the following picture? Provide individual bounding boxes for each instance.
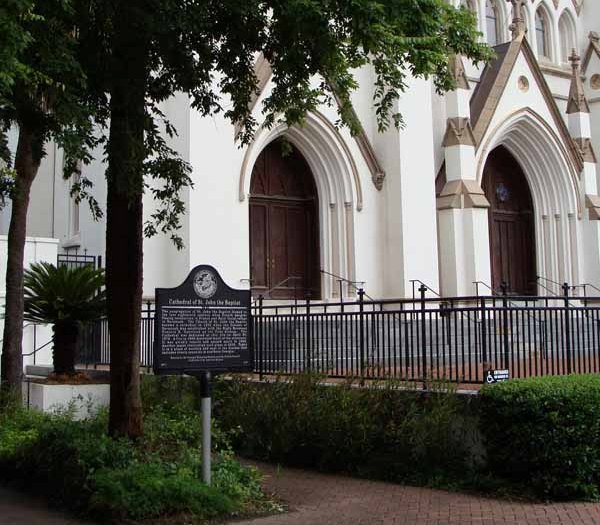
[154,265,252,374]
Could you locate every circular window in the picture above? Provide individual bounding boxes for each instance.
[518,76,530,92]
[591,74,600,91]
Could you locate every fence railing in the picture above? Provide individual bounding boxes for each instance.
[78,290,600,384]
[57,251,102,270]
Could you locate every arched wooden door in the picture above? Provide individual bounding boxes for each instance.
[249,140,320,299]
[483,146,537,295]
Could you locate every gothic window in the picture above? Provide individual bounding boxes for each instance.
[486,0,500,47]
[535,8,550,59]
[558,12,576,65]
[69,163,81,239]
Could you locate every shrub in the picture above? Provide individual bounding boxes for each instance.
[213,374,479,484]
[0,400,268,521]
[23,262,106,376]
[480,375,600,500]
[91,462,233,520]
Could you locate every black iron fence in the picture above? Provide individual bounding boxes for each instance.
[57,251,102,270]
[78,290,600,384]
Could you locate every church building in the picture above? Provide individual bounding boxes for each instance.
[2,0,600,304]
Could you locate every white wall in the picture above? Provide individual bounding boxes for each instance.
[142,93,191,296]
[0,236,59,371]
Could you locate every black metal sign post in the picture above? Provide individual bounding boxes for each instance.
[153,265,252,485]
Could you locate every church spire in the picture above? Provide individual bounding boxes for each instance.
[567,50,590,114]
[507,0,526,40]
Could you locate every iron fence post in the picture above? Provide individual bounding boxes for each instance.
[480,297,487,377]
[306,295,312,372]
[501,281,509,369]
[419,284,427,387]
[358,288,365,381]
[33,325,36,366]
[563,282,572,374]
[258,295,264,380]
[146,301,152,369]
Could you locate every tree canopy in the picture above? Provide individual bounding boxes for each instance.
[1,0,490,432]
[78,0,490,247]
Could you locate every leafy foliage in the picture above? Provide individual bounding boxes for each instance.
[0,401,270,521]
[77,0,491,247]
[23,262,106,325]
[480,375,600,500]
[22,262,106,375]
[0,0,34,102]
[0,0,106,212]
[213,374,479,484]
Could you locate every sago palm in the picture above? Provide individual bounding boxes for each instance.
[23,262,106,376]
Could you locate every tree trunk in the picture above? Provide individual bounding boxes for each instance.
[106,3,149,438]
[0,126,41,399]
[52,320,79,376]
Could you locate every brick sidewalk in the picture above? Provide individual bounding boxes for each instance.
[2,464,600,525]
[232,461,600,525]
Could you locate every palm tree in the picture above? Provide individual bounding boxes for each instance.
[23,262,106,376]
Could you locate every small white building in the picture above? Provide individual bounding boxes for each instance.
[2,0,600,303]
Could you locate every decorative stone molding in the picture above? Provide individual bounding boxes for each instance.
[471,38,584,174]
[518,75,530,92]
[352,127,385,190]
[442,118,476,147]
[582,32,600,74]
[371,169,386,191]
[567,51,591,114]
[573,138,597,163]
[234,54,273,138]
[585,194,600,220]
[235,56,386,192]
[436,180,490,210]
[507,0,526,40]
[330,89,386,191]
[449,54,469,90]
[572,0,583,15]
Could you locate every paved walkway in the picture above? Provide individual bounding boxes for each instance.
[2,464,600,525]
[233,461,600,525]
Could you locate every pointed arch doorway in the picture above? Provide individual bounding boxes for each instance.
[483,146,537,295]
[249,139,321,299]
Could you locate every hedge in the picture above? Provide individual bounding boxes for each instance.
[480,374,600,500]
[213,374,482,485]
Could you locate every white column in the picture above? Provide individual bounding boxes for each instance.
[567,52,600,289]
[437,55,491,297]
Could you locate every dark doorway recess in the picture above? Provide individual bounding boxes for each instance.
[249,139,320,299]
[483,146,537,295]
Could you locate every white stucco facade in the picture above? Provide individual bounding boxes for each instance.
[1,0,599,303]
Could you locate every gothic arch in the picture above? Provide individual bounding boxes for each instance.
[477,108,583,289]
[558,9,577,65]
[533,2,555,61]
[239,112,363,297]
